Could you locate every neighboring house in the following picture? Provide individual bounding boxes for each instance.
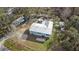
[29,18,53,37]
[7,8,15,15]
[59,21,64,27]
[12,16,29,27]
[59,21,65,31]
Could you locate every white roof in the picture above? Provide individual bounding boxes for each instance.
[59,22,64,26]
[12,16,25,26]
[29,20,53,35]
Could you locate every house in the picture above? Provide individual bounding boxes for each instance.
[59,21,64,27]
[12,16,29,27]
[7,8,14,15]
[59,21,65,31]
[29,18,53,37]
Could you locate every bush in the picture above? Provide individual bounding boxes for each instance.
[43,31,57,49]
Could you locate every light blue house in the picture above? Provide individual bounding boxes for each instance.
[29,18,53,37]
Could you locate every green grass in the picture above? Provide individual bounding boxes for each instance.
[4,39,33,51]
[43,32,56,49]
[4,37,47,51]
[24,40,47,51]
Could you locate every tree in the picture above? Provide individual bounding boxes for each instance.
[60,27,79,50]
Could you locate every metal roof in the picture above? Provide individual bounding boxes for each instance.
[59,22,64,26]
[12,16,26,27]
[29,20,53,35]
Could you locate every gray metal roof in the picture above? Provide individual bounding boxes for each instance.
[12,16,25,26]
[29,19,53,35]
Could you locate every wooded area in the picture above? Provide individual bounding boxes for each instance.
[1,7,79,51]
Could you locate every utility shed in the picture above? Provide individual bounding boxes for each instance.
[7,8,14,15]
[29,18,53,37]
[12,16,29,27]
[59,21,65,31]
[59,22,64,27]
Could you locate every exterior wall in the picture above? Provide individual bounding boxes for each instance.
[30,31,50,37]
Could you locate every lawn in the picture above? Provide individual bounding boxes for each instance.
[4,37,47,51]
[24,40,47,51]
[4,37,33,51]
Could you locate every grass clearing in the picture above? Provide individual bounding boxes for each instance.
[4,36,47,51]
[4,38,33,51]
